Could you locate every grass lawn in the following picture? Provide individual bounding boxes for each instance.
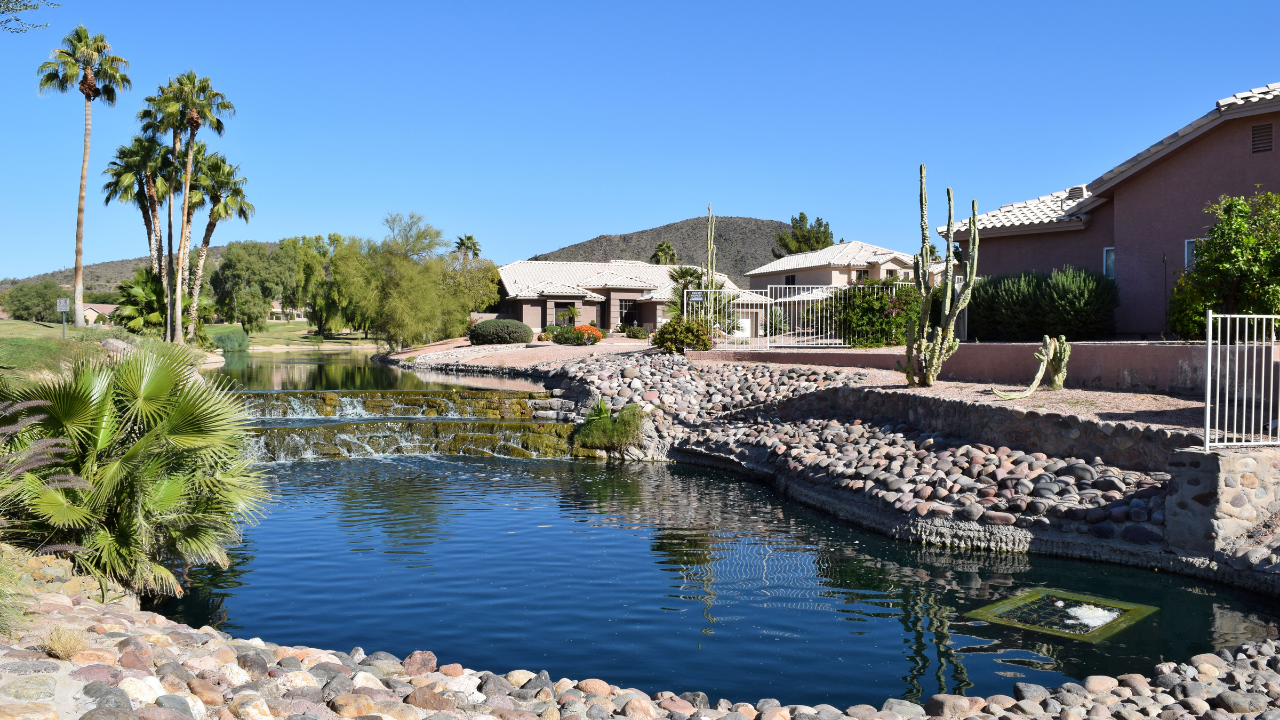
[205,321,375,348]
[0,320,107,379]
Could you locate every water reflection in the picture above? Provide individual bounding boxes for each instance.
[204,351,547,392]
[152,457,1279,707]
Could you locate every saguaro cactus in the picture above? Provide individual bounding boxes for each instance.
[993,335,1071,400]
[900,164,981,387]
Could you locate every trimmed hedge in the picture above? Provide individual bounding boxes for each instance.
[832,281,923,348]
[469,319,533,345]
[968,266,1118,342]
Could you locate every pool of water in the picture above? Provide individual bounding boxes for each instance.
[153,455,1279,708]
[204,351,547,392]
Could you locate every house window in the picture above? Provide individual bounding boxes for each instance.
[885,269,897,278]
[1185,239,1198,268]
[1103,247,1115,279]
[853,269,867,281]
[618,299,637,326]
[1253,124,1274,154]
[784,274,796,286]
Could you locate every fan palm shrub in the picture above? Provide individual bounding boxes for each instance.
[0,342,266,597]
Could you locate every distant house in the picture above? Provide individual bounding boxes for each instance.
[743,241,931,291]
[269,301,305,322]
[494,260,742,332]
[83,304,118,325]
[945,81,1280,336]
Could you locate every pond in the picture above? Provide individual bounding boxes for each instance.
[203,351,547,392]
[153,455,1279,708]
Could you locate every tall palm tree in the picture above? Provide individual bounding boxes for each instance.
[101,134,168,275]
[651,240,677,265]
[188,152,252,335]
[454,234,480,262]
[150,72,234,345]
[138,83,184,342]
[37,25,130,329]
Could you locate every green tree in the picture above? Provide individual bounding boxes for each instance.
[383,212,445,259]
[1,0,59,34]
[101,134,169,276]
[650,240,677,265]
[37,25,130,329]
[444,254,500,313]
[211,242,290,334]
[188,152,252,336]
[773,212,836,258]
[1169,191,1280,339]
[454,234,480,261]
[1,280,60,322]
[150,72,234,345]
[2,343,267,597]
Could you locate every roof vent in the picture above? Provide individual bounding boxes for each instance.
[1059,185,1088,213]
[1253,124,1274,154]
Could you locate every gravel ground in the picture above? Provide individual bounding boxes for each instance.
[401,339,652,369]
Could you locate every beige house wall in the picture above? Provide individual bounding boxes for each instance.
[748,267,845,291]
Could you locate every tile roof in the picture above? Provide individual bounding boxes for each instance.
[743,242,913,276]
[83,303,118,314]
[945,80,1280,237]
[499,260,737,303]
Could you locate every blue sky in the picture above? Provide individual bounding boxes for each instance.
[2,1,1279,279]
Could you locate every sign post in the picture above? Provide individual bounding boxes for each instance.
[56,297,70,339]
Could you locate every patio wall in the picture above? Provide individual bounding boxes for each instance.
[689,342,1208,395]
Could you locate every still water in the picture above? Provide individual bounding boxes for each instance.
[204,351,547,392]
[154,456,1279,707]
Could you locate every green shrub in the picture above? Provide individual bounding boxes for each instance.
[651,316,712,354]
[622,324,650,340]
[1,280,61,322]
[550,325,598,346]
[469,319,533,345]
[832,281,923,348]
[212,328,250,353]
[574,400,644,453]
[968,266,1118,342]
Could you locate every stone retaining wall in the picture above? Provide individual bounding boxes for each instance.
[735,385,1202,473]
[1166,448,1280,566]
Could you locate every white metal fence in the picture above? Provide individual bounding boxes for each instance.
[681,283,916,351]
[1204,311,1280,449]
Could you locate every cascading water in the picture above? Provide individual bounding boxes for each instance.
[240,389,582,463]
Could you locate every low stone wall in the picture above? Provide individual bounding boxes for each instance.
[733,385,1202,473]
[1166,448,1280,568]
[691,341,1205,394]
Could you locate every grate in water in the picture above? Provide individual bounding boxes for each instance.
[965,588,1158,643]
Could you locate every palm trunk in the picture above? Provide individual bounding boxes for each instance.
[166,129,180,342]
[187,202,221,337]
[136,177,156,272]
[145,170,166,287]
[73,97,91,328]
[175,129,198,345]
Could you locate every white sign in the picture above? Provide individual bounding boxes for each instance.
[56,298,70,312]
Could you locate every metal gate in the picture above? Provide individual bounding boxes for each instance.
[1204,311,1280,449]
[683,288,771,350]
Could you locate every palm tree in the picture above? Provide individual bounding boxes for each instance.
[665,265,703,318]
[37,25,130,329]
[101,134,168,276]
[139,83,184,341]
[149,72,234,345]
[112,268,166,335]
[454,234,480,262]
[651,240,677,265]
[3,342,267,597]
[188,152,252,336]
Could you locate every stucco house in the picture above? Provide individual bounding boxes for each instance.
[945,81,1280,337]
[83,303,118,326]
[743,240,953,291]
[493,260,742,332]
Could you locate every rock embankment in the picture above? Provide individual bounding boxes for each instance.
[8,580,1280,720]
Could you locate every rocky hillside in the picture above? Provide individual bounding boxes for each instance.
[1,243,273,294]
[529,216,789,287]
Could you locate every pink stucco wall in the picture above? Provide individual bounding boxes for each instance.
[971,110,1280,337]
[689,342,1207,395]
